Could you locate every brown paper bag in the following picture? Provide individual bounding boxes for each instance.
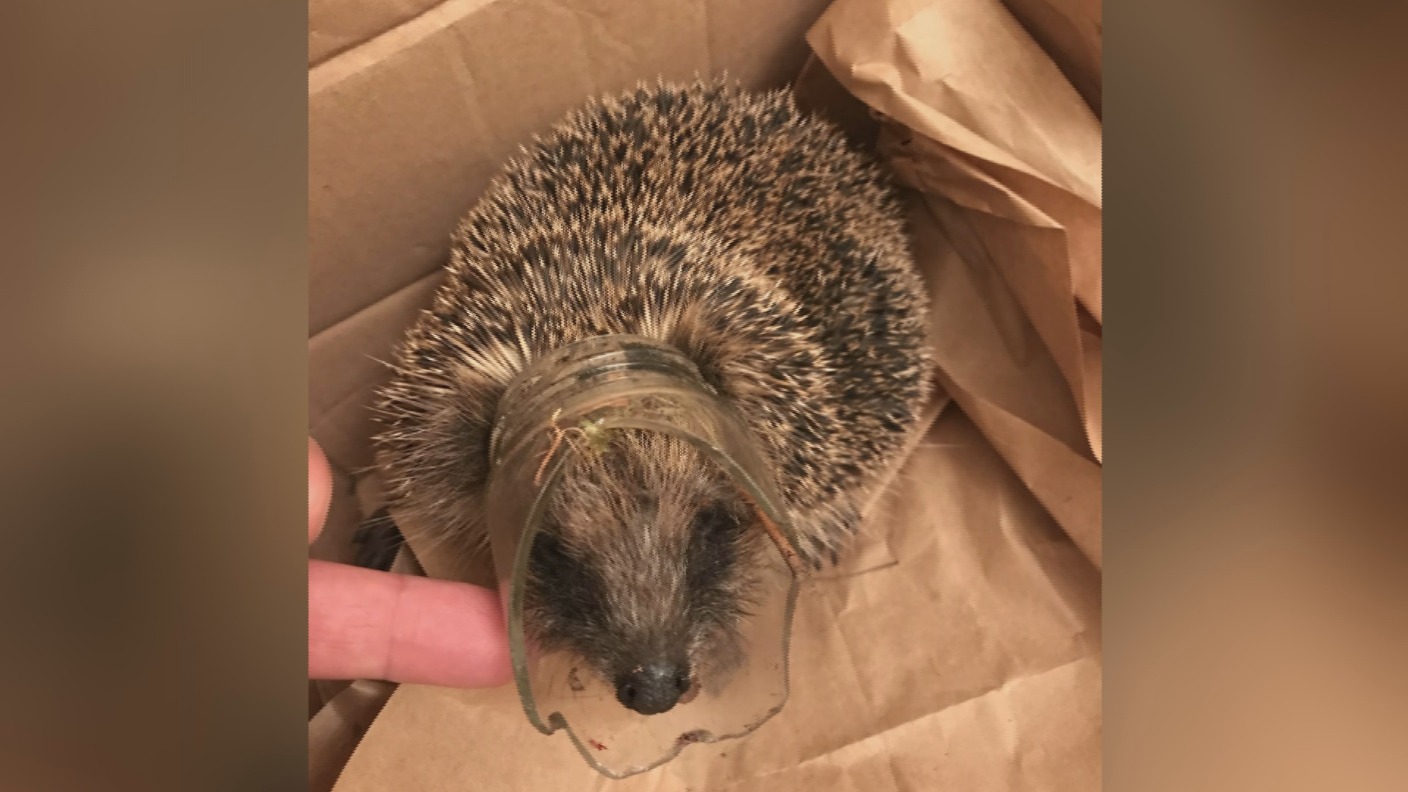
[808,0,1102,563]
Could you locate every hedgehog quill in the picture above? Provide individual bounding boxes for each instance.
[373,80,931,717]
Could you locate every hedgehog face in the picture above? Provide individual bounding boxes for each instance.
[523,431,763,716]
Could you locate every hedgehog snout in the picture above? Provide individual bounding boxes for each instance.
[614,659,692,716]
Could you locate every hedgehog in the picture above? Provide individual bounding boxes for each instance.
[371,78,931,717]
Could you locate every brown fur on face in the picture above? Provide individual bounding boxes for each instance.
[371,79,932,711]
[523,431,766,700]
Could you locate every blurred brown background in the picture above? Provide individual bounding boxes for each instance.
[2,0,1406,790]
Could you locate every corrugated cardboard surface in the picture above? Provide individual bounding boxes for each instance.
[308,0,1102,788]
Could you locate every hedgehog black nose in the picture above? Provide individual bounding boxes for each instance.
[615,662,691,715]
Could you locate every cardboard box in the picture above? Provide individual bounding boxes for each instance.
[309,0,1101,788]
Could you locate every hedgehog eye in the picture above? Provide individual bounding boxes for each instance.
[692,501,742,537]
[686,502,743,597]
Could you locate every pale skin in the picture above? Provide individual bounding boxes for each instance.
[308,438,512,687]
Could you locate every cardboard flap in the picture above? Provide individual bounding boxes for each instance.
[309,0,450,67]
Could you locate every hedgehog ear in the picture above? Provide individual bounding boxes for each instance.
[666,306,731,392]
[407,367,503,490]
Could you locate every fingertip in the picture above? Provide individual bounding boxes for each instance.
[308,437,332,543]
[466,617,515,688]
[308,561,513,689]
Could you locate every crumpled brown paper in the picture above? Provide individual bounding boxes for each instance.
[809,0,1103,565]
[999,0,1102,115]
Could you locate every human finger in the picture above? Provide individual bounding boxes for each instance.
[307,559,512,688]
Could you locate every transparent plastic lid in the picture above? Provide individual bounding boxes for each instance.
[483,335,803,778]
